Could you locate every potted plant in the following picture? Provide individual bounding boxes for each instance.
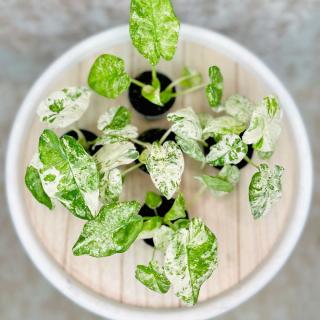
[24,0,285,307]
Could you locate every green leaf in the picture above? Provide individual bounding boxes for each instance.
[37,87,91,128]
[73,201,142,257]
[173,218,190,229]
[225,94,255,124]
[160,89,174,104]
[167,107,202,141]
[95,141,139,172]
[88,54,130,99]
[202,115,247,140]
[242,95,282,153]
[135,261,171,294]
[138,216,163,239]
[249,164,284,219]
[142,85,162,106]
[175,135,205,163]
[206,66,223,109]
[164,193,186,224]
[129,0,180,65]
[206,134,248,166]
[164,218,218,305]
[99,168,123,204]
[146,141,184,199]
[97,106,131,131]
[38,130,99,220]
[257,150,274,160]
[196,165,240,197]
[145,191,162,209]
[25,165,53,209]
[180,67,202,89]
[153,225,174,252]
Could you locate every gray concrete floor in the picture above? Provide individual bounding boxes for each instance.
[0,1,319,319]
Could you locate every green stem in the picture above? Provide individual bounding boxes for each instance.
[165,73,201,91]
[151,247,156,261]
[189,185,207,208]
[159,128,173,145]
[172,83,207,97]
[166,220,177,231]
[198,139,208,148]
[131,78,145,88]
[244,155,259,169]
[130,138,150,149]
[154,208,159,216]
[122,162,143,177]
[151,65,159,86]
[70,127,90,151]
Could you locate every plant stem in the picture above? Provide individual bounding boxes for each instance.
[165,73,201,91]
[151,65,159,87]
[70,127,90,151]
[151,248,156,261]
[172,83,207,97]
[166,220,177,231]
[189,185,207,208]
[198,139,208,147]
[244,155,259,169]
[131,78,145,88]
[159,128,173,145]
[122,162,143,177]
[154,208,159,216]
[130,138,150,149]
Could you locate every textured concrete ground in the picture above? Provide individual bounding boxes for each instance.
[0,1,319,319]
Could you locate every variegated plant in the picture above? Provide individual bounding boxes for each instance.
[24,0,285,307]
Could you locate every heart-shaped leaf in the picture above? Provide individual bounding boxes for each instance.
[138,216,163,239]
[145,191,162,209]
[180,67,202,89]
[37,87,91,128]
[142,85,162,106]
[206,66,223,109]
[130,0,180,65]
[206,134,248,166]
[153,225,175,252]
[175,135,205,163]
[97,106,131,131]
[225,94,255,124]
[249,164,284,219]
[164,218,218,305]
[88,54,131,99]
[146,141,184,199]
[73,201,142,257]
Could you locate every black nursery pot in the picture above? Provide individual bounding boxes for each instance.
[139,196,189,247]
[128,71,176,120]
[63,129,101,156]
[134,128,176,173]
[204,135,254,170]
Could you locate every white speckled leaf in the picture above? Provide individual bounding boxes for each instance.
[97,106,131,131]
[99,168,123,204]
[202,115,247,140]
[243,95,282,153]
[95,125,139,146]
[135,261,171,294]
[167,107,202,141]
[130,0,180,65]
[175,135,205,163]
[146,141,184,199]
[206,134,248,166]
[225,94,255,124]
[206,66,223,109]
[37,87,91,128]
[164,218,218,305]
[249,164,284,219]
[38,130,99,220]
[153,225,175,252]
[72,201,142,257]
[95,141,139,172]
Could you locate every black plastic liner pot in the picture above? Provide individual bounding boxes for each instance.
[134,128,176,173]
[139,196,189,247]
[128,71,176,120]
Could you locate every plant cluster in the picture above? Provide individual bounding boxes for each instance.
[24,0,284,306]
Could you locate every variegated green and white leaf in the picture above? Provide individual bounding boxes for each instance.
[88,54,131,99]
[95,125,139,146]
[164,218,218,305]
[99,168,123,204]
[167,107,202,141]
[225,94,255,124]
[97,106,131,131]
[138,216,163,239]
[249,164,284,219]
[37,87,91,128]
[206,134,248,167]
[95,141,139,173]
[38,130,99,220]
[142,85,162,106]
[72,201,142,257]
[153,225,175,252]
[146,141,184,199]
[180,67,202,89]
[243,95,282,153]
[206,66,223,109]
[130,0,180,66]
[202,115,247,140]
[175,136,205,163]
[163,193,186,224]
[135,261,171,294]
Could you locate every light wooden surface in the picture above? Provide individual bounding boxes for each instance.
[22,40,297,308]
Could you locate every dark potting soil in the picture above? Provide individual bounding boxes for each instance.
[139,196,189,247]
[128,71,176,119]
[63,129,101,156]
[134,128,176,173]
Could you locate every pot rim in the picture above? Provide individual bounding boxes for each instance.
[5,24,313,320]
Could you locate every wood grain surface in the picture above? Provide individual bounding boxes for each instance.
[22,40,297,308]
